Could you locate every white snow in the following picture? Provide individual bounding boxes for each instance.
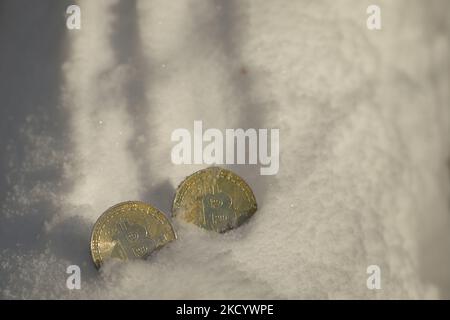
[0,0,449,299]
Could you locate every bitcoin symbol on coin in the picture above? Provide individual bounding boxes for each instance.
[202,191,234,231]
[111,220,155,260]
[173,167,257,233]
[90,201,176,268]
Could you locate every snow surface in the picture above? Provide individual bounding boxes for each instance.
[0,0,449,299]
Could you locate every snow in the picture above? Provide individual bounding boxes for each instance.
[0,0,449,299]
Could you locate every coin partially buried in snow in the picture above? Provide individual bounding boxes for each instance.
[172,167,257,233]
[90,201,176,268]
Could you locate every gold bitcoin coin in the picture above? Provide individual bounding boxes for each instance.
[172,167,257,233]
[90,201,176,268]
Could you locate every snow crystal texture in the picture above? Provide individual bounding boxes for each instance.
[0,0,449,299]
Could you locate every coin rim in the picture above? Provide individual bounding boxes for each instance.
[90,200,177,269]
[171,166,258,231]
